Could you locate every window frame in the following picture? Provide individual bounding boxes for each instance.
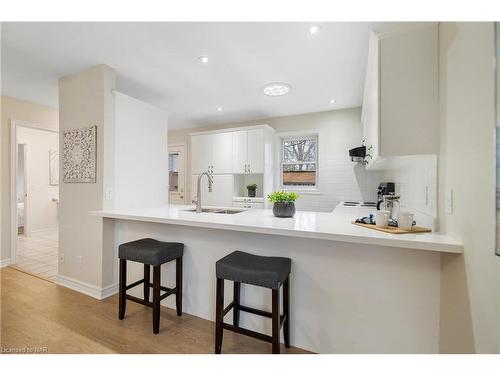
[277,132,320,193]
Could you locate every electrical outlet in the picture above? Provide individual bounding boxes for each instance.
[445,188,453,214]
[59,253,65,263]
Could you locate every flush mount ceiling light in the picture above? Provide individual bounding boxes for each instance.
[262,82,291,97]
[199,56,209,64]
[217,106,223,112]
[329,99,336,104]
[309,25,321,35]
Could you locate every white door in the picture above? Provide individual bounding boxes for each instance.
[232,130,247,174]
[168,144,186,204]
[211,175,234,207]
[212,132,233,174]
[247,129,264,173]
[191,134,212,174]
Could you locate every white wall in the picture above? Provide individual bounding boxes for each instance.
[58,65,116,289]
[169,108,384,212]
[17,126,59,231]
[438,22,499,354]
[113,92,169,210]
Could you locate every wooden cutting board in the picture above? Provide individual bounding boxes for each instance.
[352,222,432,234]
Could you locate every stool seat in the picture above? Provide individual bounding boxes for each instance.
[119,238,183,266]
[216,251,291,289]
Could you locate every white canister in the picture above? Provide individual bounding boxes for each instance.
[375,210,390,228]
[398,212,415,231]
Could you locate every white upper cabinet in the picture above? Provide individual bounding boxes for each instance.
[191,134,212,174]
[212,132,233,174]
[232,130,248,174]
[232,128,264,174]
[247,129,264,173]
[191,132,233,174]
[191,174,234,207]
[362,23,438,169]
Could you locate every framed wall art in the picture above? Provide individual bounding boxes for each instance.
[62,125,97,183]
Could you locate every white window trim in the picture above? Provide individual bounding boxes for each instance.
[275,131,321,194]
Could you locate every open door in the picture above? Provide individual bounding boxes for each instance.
[168,144,186,204]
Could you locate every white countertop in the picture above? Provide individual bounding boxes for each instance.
[91,204,463,254]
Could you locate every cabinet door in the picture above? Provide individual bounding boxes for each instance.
[212,132,233,174]
[211,175,234,207]
[247,129,264,173]
[191,135,212,174]
[232,130,248,174]
[363,31,380,168]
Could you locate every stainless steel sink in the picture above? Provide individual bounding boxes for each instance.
[183,208,244,214]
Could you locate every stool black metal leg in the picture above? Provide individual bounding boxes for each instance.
[118,259,127,320]
[144,264,150,303]
[272,288,280,354]
[152,265,161,334]
[176,257,183,316]
[283,278,290,348]
[215,277,224,354]
[233,281,241,327]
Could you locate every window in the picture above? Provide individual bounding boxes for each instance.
[280,135,318,189]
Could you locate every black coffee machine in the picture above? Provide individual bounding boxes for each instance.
[377,182,395,202]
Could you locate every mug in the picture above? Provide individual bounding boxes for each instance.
[375,210,390,228]
[398,212,414,231]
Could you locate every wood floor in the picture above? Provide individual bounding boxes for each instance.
[0,267,309,354]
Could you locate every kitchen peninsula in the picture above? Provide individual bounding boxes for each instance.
[93,204,462,354]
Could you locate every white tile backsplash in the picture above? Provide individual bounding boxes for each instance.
[292,154,383,212]
[382,155,438,229]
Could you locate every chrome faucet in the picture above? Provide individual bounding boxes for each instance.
[192,171,213,213]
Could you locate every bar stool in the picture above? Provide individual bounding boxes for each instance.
[118,238,183,334]
[215,251,291,354]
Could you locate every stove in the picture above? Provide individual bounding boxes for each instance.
[342,201,377,208]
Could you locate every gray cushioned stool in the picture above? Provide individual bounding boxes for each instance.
[118,238,183,334]
[215,251,291,354]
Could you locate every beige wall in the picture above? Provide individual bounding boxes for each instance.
[58,65,116,289]
[1,96,59,261]
[169,107,384,211]
[438,22,499,353]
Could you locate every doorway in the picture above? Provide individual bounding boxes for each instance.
[168,143,186,204]
[10,120,59,281]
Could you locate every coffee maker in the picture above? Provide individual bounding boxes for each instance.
[377,182,395,202]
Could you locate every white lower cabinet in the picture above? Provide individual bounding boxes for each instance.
[191,174,233,207]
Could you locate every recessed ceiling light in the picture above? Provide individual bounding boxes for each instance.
[217,107,223,112]
[199,56,209,64]
[329,99,336,104]
[262,82,291,97]
[309,25,321,35]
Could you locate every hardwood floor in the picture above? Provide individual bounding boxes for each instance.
[0,267,309,354]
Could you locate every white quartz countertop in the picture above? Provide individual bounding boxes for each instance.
[91,204,463,254]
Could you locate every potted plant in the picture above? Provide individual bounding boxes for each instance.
[246,183,257,197]
[267,191,299,218]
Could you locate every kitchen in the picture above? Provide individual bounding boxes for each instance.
[1,16,498,363]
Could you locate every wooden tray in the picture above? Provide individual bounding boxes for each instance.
[352,222,432,234]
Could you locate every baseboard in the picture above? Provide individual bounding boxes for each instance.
[0,258,11,268]
[56,274,118,300]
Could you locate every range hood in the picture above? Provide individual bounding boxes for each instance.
[349,146,366,163]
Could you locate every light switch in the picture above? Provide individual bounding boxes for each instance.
[105,187,114,201]
[445,188,453,214]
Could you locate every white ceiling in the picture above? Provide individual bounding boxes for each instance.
[1,22,386,129]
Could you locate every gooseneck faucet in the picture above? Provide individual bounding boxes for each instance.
[192,171,213,213]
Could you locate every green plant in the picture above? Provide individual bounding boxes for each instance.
[267,191,299,203]
[246,183,257,190]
